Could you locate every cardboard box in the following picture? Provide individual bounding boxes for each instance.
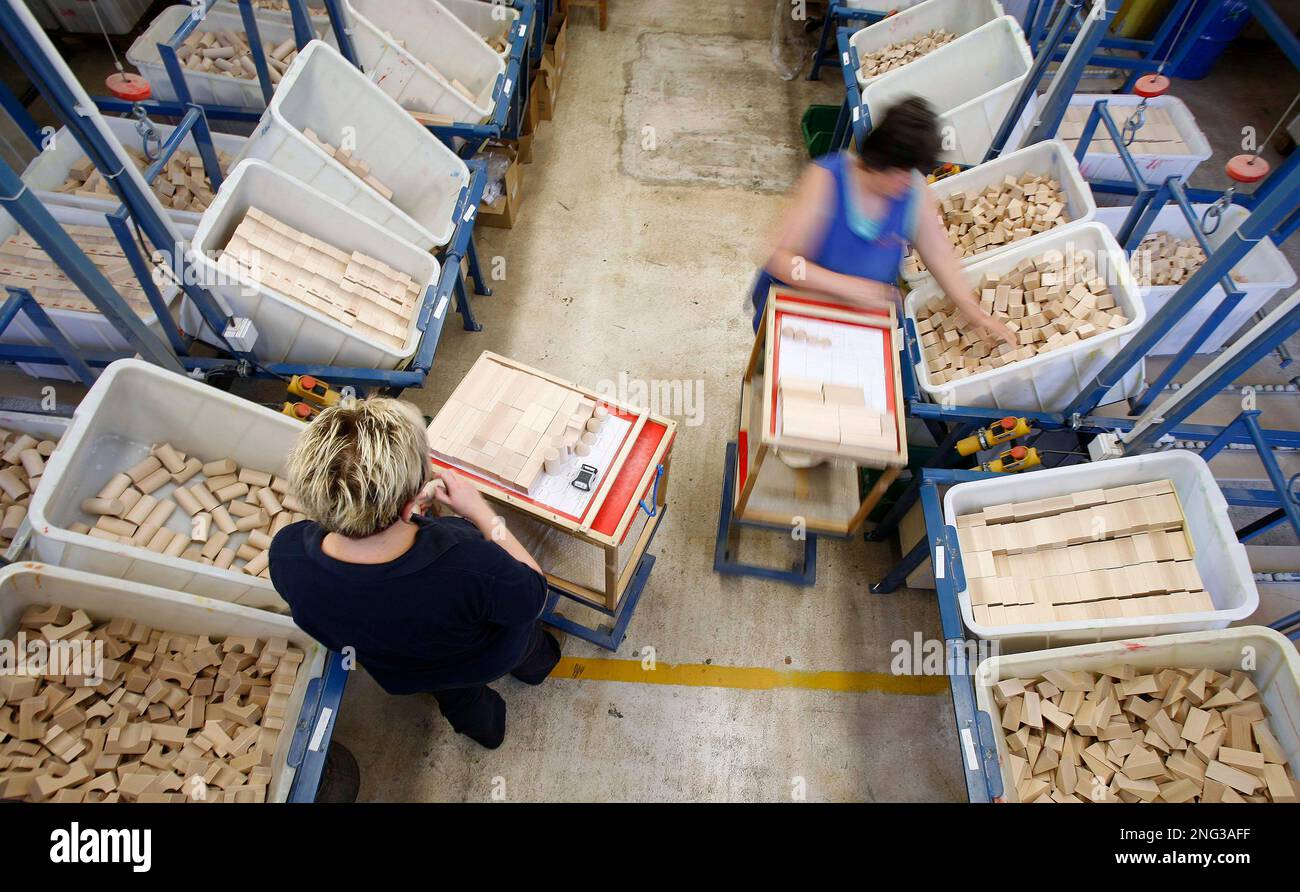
[545,12,568,74]
[536,55,560,121]
[477,143,523,229]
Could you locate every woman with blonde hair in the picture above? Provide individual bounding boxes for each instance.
[269,398,561,750]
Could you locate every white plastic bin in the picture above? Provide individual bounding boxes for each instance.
[239,41,469,251]
[902,139,1097,288]
[851,0,1004,88]
[863,16,1033,165]
[1094,204,1296,355]
[188,159,440,369]
[0,204,191,382]
[1063,94,1212,185]
[441,0,520,57]
[947,451,1259,648]
[0,562,326,801]
[975,626,1299,801]
[906,221,1147,411]
[845,0,926,10]
[22,115,248,227]
[128,5,335,109]
[44,0,152,33]
[342,0,505,123]
[0,412,71,562]
[28,358,307,613]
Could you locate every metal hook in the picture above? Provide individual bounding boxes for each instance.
[1200,186,1233,237]
[132,105,161,163]
[1122,100,1147,147]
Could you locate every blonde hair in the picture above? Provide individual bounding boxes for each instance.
[286,398,429,538]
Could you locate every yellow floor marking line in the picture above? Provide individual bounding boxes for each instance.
[552,657,948,695]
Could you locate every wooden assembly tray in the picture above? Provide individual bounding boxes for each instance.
[733,287,908,536]
[427,352,677,608]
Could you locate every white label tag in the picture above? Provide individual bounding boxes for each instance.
[308,707,333,752]
[934,544,945,579]
[852,106,860,122]
[463,205,477,222]
[841,52,849,66]
[434,295,449,320]
[519,23,527,38]
[504,78,513,96]
[960,727,978,770]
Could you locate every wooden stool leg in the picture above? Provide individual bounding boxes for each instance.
[599,0,607,30]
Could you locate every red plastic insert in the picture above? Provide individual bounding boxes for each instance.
[1226,153,1270,184]
[106,72,151,102]
[1133,74,1170,98]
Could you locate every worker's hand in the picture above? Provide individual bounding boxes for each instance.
[431,468,494,527]
[972,314,1017,350]
[404,478,444,521]
[841,277,899,314]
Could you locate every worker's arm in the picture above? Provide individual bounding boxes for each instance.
[763,163,898,313]
[912,188,1016,348]
[424,470,543,574]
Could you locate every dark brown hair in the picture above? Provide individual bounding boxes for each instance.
[858,96,941,172]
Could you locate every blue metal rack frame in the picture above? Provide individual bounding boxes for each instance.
[880,464,1300,801]
[713,441,819,586]
[807,1,884,82]
[286,650,350,801]
[0,0,498,394]
[540,496,668,653]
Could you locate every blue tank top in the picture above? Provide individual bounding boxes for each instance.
[751,152,921,330]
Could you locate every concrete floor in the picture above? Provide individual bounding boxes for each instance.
[1,1,1297,801]
[331,0,968,803]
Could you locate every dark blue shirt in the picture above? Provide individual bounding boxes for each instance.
[269,516,548,694]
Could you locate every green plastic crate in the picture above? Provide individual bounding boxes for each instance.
[801,104,840,158]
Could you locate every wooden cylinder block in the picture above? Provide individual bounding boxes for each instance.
[1,504,26,538]
[211,506,238,535]
[97,473,132,501]
[81,498,124,516]
[153,443,186,474]
[125,455,162,483]
[202,458,238,477]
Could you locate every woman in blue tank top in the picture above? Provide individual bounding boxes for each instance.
[750,97,1014,348]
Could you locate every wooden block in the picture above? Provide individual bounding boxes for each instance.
[1205,759,1262,795]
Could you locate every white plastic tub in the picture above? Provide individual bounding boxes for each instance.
[0,411,71,561]
[844,0,926,10]
[239,41,469,251]
[0,562,326,801]
[1094,204,1297,355]
[342,0,504,123]
[28,358,305,613]
[906,222,1147,411]
[975,626,1299,801]
[902,140,1097,288]
[947,451,1259,648]
[22,115,248,227]
[863,16,1033,166]
[44,0,152,33]
[188,159,440,369]
[1063,94,1212,185]
[441,0,520,57]
[128,5,335,109]
[0,204,191,383]
[851,0,1004,88]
